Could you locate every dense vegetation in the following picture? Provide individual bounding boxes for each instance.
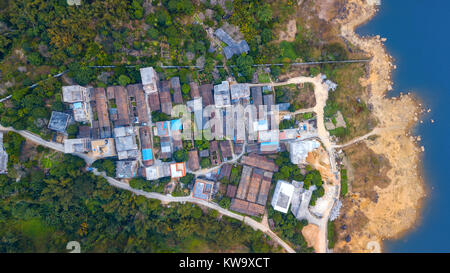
[267,206,313,253]
[272,152,304,182]
[92,158,117,178]
[0,140,279,252]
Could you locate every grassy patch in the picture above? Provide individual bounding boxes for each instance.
[18,218,54,252]
[325,64,378,143]
[258,72,271,83]
[340,169,348,197]
[327,221,336,249]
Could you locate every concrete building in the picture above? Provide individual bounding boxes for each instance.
[140,67,159,94]
[193,179,215,201]
[91,138,116,158]
[258,130,279,143]
[114,126,138,160]
[199,149,209,158]
[230,83,250,103]
[144,162,171,180]
[62,85,91,103]
[62,85,92,123]
[67,0,81,6]
[271,180,295,213]
[214,81,231,107]
[260,141,279,154]
[279,129,299,141]
[253,119,268,132]
[170,162,186,178]
[64,138,91,153]
[159,136,172,159]
[289,140,321,164]
[48,111,70,133]
[155,121,171,137]
[116,160,138,179]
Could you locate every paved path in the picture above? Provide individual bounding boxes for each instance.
[0,125,64,152]
[332,127,403,149]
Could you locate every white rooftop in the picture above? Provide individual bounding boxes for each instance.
[230,83,250,101]
[140,67,157,85]
[145,163,171,180]
[62,85,89,103]
[140,67,159,93]
[170,162,186,178]
[271,180,295,214]
[289,140,320,164]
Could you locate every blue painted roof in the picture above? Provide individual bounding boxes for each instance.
[142,148,153,161]
[261,141,279,146]
[73,102,82,109]
[170,119,182,131]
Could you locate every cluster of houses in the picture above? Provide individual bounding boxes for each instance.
[227,154,277,216]
[46,65,324,217]
[57,82,156,179]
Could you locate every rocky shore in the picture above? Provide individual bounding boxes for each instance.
[334,0,426,252]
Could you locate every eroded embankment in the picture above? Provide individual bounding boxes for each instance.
[333,0,426,252]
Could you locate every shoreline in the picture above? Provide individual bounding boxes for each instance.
[335,0,427,252]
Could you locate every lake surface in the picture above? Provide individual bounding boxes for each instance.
[356,0,450,252]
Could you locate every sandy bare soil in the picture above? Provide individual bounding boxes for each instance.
[277,19,297,42]
[333,0,426,252]
[302,223,322,252]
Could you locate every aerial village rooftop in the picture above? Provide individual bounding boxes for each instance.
[48,60,338,220]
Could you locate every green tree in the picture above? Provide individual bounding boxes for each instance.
[118,75,131,86]
[257,4,273,23]
[236,53,254,82]
[173,149,188,162]
[66,124,79,138]
[219,197,231,209]
[181,83,190,95]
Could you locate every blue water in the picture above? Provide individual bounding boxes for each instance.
[356,1,450,252]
